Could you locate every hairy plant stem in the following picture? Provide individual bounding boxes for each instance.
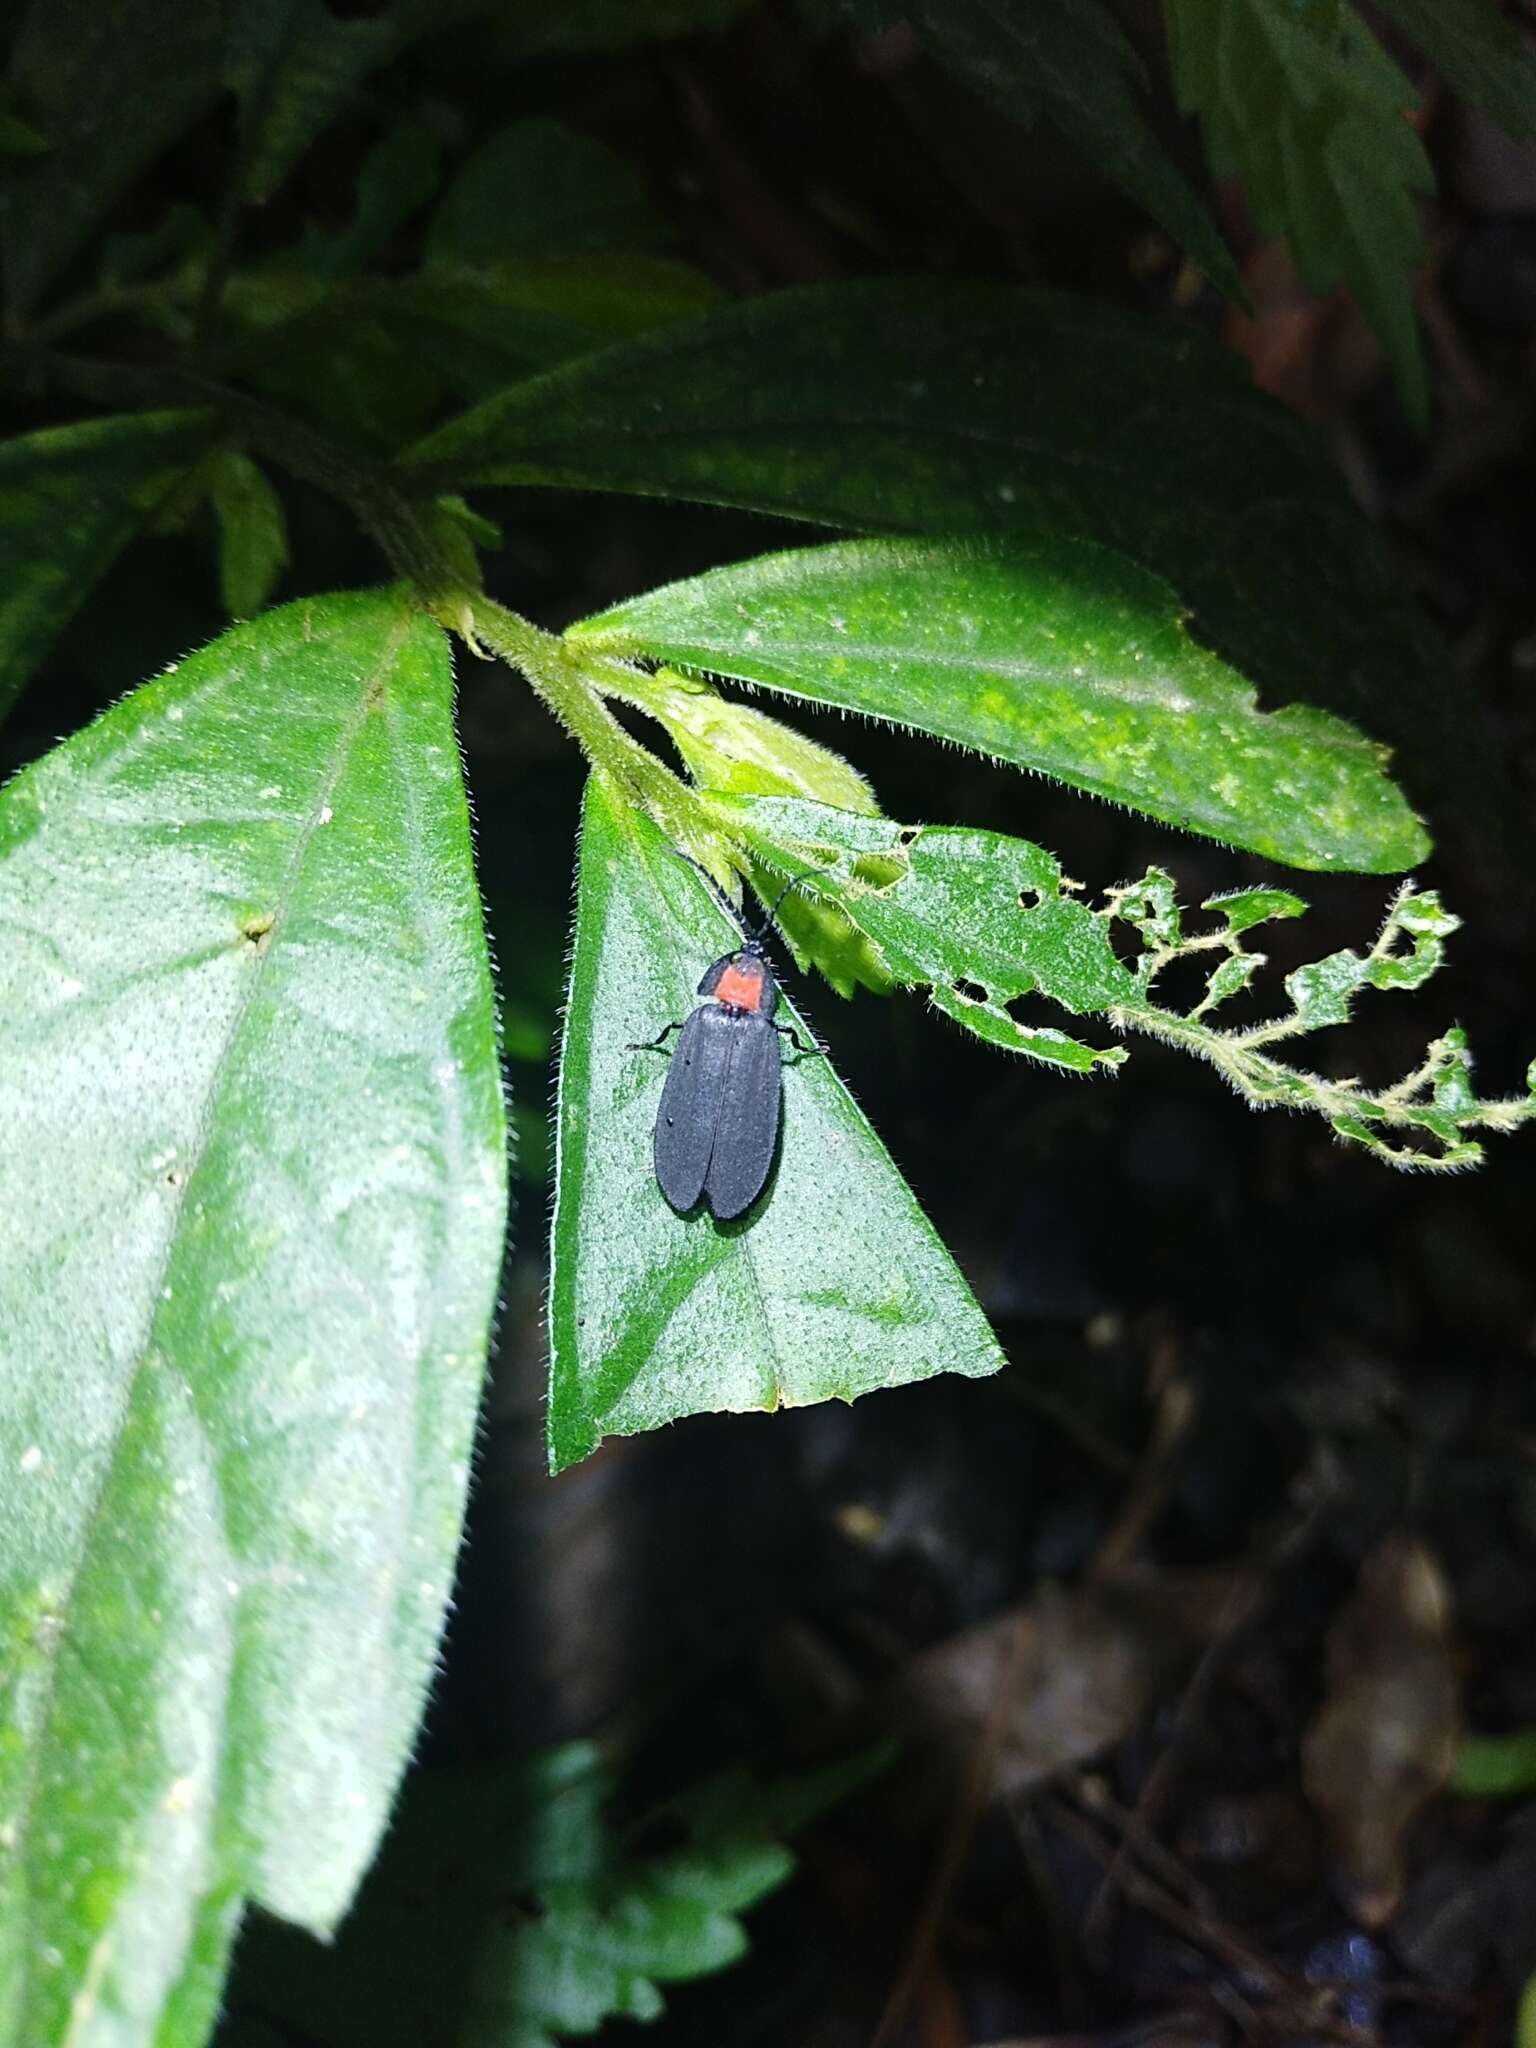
[1,346,772,868]
[454,595,707,848]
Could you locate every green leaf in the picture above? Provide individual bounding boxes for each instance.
[0,411,211,724]
[425,118,661,268]
[1452,1728,1536,1798]
[209,449,290,616]
[0,590,507,2046]
[492,0,753,59]
[1166,0,1433,422]
[547,777,1003,1473]
[575,536,1426,872]
[1,0,224,315]
[722,794,1133,1071]
[219,257,716,437]
[369,258,719,394]
[98,201,211,292]
[620,666,879,813]
[398,278,1473,819]
[224,0,445,205]
[242,302,444,452]
[220,1741,883,2047]
[706,801,1536,1169]
[1374,0,1536,139]
[894,0,1243,302]
[1203,885,1306,934]
[0,83,49,157]
[303,115,441,282]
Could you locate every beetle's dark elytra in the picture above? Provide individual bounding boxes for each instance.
[653,993,783,1220]
[631,854,829,1223]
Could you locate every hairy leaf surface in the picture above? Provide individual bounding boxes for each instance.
[0,590,506,2046]
[576,536,1426,871]
[401,279,1472,815]
[547,777,1002,1472]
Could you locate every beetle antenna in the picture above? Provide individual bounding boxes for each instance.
[671,848,750,935]
[762,864,835,933]
[672,848,836,944]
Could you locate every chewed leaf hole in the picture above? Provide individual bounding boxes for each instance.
[1146,951,1215,1017]
[896,826,919,848]
[852,852,905,889]
[1001,989,1045,1025]
[1018,886,1043,911]
[952,978,988,1005]
[1106,917,1145,973]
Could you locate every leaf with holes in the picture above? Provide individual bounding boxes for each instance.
[718,794,1132,1070]
[573,536,1426,872]
[719,801,1536,1169]
[547,777,1003,1473]
[0,589,507,2047]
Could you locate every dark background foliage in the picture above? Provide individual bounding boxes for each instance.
[5,3,1536,2044]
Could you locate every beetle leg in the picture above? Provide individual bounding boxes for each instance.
[772,1022,822,1056]
[629,1018,686,1054]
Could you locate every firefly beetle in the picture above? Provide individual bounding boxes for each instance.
[630,852,828,1221]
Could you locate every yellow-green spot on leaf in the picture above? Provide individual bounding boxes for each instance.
[573,536,1427,873]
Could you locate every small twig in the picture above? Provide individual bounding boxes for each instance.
[871,1607,1033,2048]
[1083,1486,1333,1952]
[1087,1327,1194,1583]
[1049,1792,1376,2047]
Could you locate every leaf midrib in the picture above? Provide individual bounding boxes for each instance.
[8,606,415,2037]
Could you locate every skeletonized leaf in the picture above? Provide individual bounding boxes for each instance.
[574,536,1426,872]
[0,411,211,722]
[717,800,1536,1167]
[0,590,506,2046]
[547,777,1003,1473]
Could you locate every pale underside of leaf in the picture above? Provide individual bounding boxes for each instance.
[0,591,506,2046]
